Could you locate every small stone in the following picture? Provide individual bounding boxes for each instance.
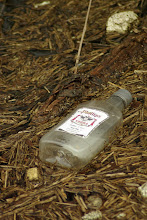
[82,210,102,220]
[138,182,147,202]
[106,11,139,34]
[26,167,39,181]
[87,194,102,209]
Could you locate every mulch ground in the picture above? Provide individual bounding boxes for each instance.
[0,0,146,219]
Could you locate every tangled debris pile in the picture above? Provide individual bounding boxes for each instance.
[0,0,146,219]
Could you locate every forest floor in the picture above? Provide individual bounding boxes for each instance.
[0,0,147,219]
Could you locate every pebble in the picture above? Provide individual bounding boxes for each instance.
[106,11,139,34]
[26,167,39,181]
[82,210,102,220]
[87,194,102,209]
[138,182,147,202]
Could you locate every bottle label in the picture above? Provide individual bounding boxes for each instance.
[57,108,109,137]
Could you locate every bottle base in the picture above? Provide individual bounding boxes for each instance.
[39,143,83,169]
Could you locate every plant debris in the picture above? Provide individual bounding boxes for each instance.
[0,0,146,219]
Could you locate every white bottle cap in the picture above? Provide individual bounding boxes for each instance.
[112,89,132,107]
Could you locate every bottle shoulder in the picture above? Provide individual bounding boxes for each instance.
[76,99,122,117]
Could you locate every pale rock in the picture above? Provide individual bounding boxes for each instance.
[27,167,39,181]
[106,11,139,34]
[82,210,102,220]
[138,182,147,202]
[87,194,102,209]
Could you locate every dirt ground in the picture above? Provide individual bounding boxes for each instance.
[0,0,147,219]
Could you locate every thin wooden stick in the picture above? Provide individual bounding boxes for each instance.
[74,0,92,74]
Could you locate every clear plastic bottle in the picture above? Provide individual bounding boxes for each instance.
[39,89,132,169]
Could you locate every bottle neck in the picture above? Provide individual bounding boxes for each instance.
[106,95,125,112]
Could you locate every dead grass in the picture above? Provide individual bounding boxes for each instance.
[0,0,146,219]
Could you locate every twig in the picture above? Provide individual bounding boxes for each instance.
[74,0,92,74]
[0,0,6,16]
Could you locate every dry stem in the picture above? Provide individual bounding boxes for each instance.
[74,0,92,74]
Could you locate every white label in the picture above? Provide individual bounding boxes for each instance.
[57,108,109,138]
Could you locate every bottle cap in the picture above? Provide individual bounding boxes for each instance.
[112,89,132,107]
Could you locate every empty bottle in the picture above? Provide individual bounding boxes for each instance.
[39,89,132,169]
